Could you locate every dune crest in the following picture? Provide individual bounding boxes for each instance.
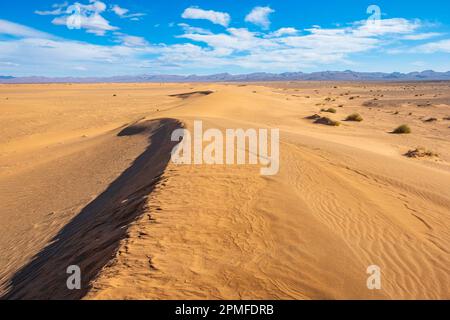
[1,116,181,299]
[88,83,449,300]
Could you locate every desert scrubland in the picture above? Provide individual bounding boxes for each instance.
[0,82,449,299]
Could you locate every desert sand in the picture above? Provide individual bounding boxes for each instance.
[0,82,449,299]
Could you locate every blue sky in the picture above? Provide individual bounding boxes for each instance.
[1,0,450,76]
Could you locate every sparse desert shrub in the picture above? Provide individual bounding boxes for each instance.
[404,148,438,158]
[345,113,363,122]
[306,114,321,120]
[321,108,337,113]
[338,104,344,108]
[392,124,411,134]
[363,101,378,108]
[444,116,450,120]
[314,117,341,126]
[424,117,438,123]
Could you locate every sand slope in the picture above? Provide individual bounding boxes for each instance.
[1,82,449,299]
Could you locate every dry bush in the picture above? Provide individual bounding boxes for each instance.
[306,114,321,120]
[345,113,363,122]
[314,117,341,126]
[404,148,438,158]
[392,124,411,134]
[321,108,337,113]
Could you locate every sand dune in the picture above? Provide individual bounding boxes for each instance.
[0,82,449,299]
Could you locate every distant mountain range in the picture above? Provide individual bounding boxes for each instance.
[1,70,450,83]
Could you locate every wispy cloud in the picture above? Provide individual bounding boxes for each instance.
[0,61,20,67]
[110,4,146,20]
[35,2,68,16]
[182,7,231,27]
[402,32,443,40]
[178,23,212,35]
[113,33,149,47]
[416,39,450,53]
[0,19,54,38]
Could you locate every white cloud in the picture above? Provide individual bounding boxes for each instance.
[0,19,200,76]
[354,18,421,37]
[0,35,153,76]
[110,4,146,20]
[111,5,128,17]
[52,14,118,36]
[177,18,433,70]
[0,61,20,67]
[402,32,442,40]
[114,33,149,47]
[126,13,146,19]
[36,1,118,36]
[417,39,450,53]
[35,2,69,15]
[179,27,276,53]
[1,14,446,76]
[268,28,298,38]
[178,23,212,35]
[182,7,230,27]
[0,19,54,38]
[245,6,274,29]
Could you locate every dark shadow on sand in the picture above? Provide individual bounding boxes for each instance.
[1,118,182,300]
[169,90,214,99]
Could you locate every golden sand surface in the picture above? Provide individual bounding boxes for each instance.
[0,82,449,299]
